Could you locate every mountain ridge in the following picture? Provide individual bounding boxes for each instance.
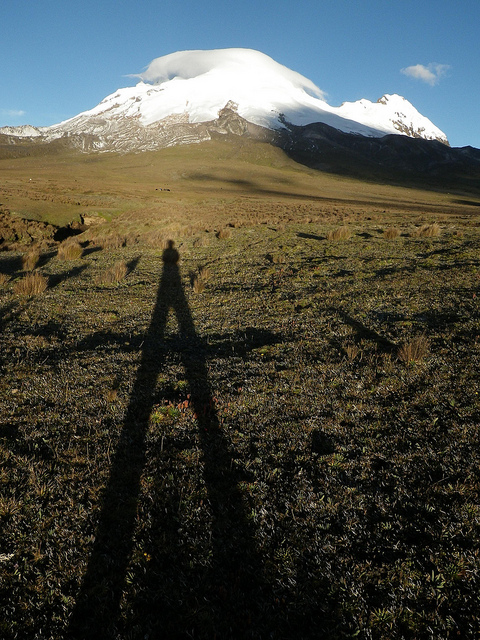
[1,48,448,150]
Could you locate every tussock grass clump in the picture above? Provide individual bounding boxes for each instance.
[142,231,168,249]
[0,272,10,287]
[57,240,83,260]
[22,247,40,271]
[216,227,232,240]
[192,265,211,293]
[398,334,430,364]
[344,343,360,361]
[96,260,128,285]
[14,271,48,296]
[193,234,210,248]
[266,252,286,264]
[326,226,352,241]
[413,223,441,238]
[95,233,127,250]
[383,227,400,240]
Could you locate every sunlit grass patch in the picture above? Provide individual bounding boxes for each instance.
[13,270,48,295]
[382,227,400,239]
[96,260,128,285]
[216,227,232,239]
[413,222,441,237]
[21,247,40,271]
[326,226,351,241]
[192,265,211,293]
[95,233,127,250]
[57,240,83,260]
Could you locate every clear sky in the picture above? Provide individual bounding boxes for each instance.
[1,0,479,148]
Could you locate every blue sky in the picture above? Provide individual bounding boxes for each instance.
[1,0,479,148]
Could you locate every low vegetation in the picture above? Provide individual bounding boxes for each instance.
[1,206,479,639]
[21,247,40,271]
[13,270,48,296]
[57,240,83,261]
[413,222,441,238]
[383,227,401,240]
[95,259,129,285]
[326,226,352,241]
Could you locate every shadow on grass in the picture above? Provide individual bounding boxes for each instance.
[331,307,398,355]
[0,254,23,275]
[126,255,141,274]
[48,264,89,287]
[81,245,103,257]
[297,232,325,242]
[68,242,279,638]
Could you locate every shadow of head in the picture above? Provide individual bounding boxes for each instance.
[162,240,179,264]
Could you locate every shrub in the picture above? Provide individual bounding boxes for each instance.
[57,240,83,260]
[96,260,128,285]
[326,227,351,241]
[383,228,400,240]
[14,271,48,296]
[398,334,430,364]
[22,247,40,271]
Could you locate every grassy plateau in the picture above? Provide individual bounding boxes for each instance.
[1,139,480,639]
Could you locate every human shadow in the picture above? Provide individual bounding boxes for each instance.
[68,242,272,638]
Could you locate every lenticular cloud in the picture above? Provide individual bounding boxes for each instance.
[401,63,450,86]
[135,48,327,101]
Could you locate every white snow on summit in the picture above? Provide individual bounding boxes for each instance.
[1,49,448,146]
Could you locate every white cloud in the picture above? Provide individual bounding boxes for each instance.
[1,109,26,117]
[401,63,450,86]
[132,49,328,101]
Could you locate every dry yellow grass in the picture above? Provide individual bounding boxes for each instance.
[57,240,83,260]
[413,223,441,238]
[95,233,127,250]
[216,227,232,240]
[398,334,430,364]
[0,272,10,287]
[22,248,40,271]
[326,226,352,241]
[96,260,128,285]
[193,234,210,248]
[383,227,400,239]
[192,265,211,294]
[14,271,48,296]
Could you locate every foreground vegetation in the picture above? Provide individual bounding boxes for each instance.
[1,201,480,638]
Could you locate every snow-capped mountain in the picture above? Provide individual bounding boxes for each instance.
[1,49,448,153]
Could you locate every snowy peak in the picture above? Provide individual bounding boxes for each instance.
[336,93,447,142]
[0,48,449,150]
[0,124,42,138]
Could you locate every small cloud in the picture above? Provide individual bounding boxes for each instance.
[1,109,26,117]
[401,63,450,86]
